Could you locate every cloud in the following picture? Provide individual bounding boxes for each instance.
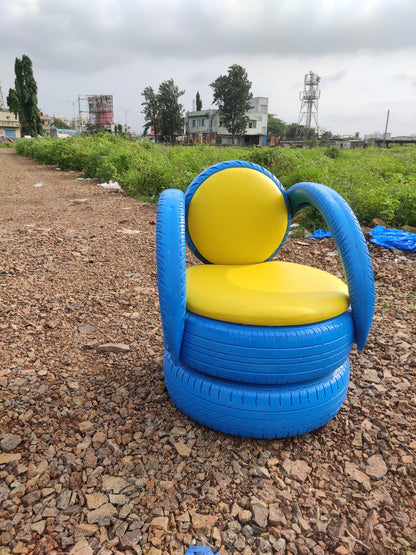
[2,0,415,136]
[392,73,416,87]
[321,70,348,85]
[3,0,416,74]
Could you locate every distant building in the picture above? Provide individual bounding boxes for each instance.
[364,132,391,141]
[39,110,50,135]
[52,113,72,127]
[185,97,269,146]
[330,138,363,149]
[0,111,21,139]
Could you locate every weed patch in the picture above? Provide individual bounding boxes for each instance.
[15,137,416,228]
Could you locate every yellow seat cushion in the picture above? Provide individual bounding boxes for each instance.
[186,261,349,326]
[187,167,288,264]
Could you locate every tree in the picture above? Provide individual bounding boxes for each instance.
[157,79,185,144]
[285,123,302,140]
[196,91,202,111]
[50,116,71,129]
[267,115,286,137]
[141,79,184,144]
[141,86,160,137]
[293,123,318,143]
[210,64,253,143]
[319,130,333,146]
[7,54,43,136]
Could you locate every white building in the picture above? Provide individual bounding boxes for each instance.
[185,97,269,146]
[0,111,21,139]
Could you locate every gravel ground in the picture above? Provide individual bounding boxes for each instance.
[0,148,415,555]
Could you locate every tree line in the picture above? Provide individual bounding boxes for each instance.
[5,54,343,143]
[4,55,256,141]
[141,64,254,144]
[141,64,342,144]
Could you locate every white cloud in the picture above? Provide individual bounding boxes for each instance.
[1,0,415,136]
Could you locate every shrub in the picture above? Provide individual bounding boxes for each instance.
[325,145,342,159]
[15,137,416,228]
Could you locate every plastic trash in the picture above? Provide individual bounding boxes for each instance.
[309,229,332,239]
[34,183,43,188]
[370,225,416,252]
[184,548,217,555]
[117,228,140,235]
[98,180,122,190]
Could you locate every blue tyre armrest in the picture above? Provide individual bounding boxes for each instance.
[156,189,187,363]
[288,182,375,351]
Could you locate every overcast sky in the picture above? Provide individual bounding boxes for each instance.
[1,0,415,137]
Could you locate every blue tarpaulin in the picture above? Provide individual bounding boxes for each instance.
[185,548,217,555]
[309,225,416,252]
[369,225,416,252]
[309,229,332,239]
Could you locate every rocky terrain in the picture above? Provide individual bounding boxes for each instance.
[0,148,415,554]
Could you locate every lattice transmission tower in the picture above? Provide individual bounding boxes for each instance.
[297,71,321,135]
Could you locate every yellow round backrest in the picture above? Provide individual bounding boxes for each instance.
[186,163,289,265]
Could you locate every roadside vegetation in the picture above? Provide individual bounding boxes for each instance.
[15,134,416,229]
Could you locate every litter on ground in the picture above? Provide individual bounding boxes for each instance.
[117,228,140,235]
[98,180,122,190]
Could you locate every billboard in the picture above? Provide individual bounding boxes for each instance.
[88,95,113,125]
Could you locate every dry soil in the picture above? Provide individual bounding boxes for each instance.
[0,148,415,555]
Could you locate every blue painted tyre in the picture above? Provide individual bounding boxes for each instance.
[156,189,187,363]
[181,311,353,385]
[184,160,291,264]
[164,351,350,438]
[288,182,375,350]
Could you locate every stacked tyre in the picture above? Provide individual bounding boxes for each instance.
[156,188,358,439]
[163,310,353,439]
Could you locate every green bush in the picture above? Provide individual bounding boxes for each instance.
[325,145,342,159]
[15,136,416,228]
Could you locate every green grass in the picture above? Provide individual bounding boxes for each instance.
[15,135,416,228]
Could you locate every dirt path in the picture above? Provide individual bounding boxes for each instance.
[0,148,415,554]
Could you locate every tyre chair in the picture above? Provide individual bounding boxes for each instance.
[156,160,374,438]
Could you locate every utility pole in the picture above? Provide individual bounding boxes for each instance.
[382,109,390,147]
[0,82,5,111]
[66,100,76,129]
[124,109,130,133]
